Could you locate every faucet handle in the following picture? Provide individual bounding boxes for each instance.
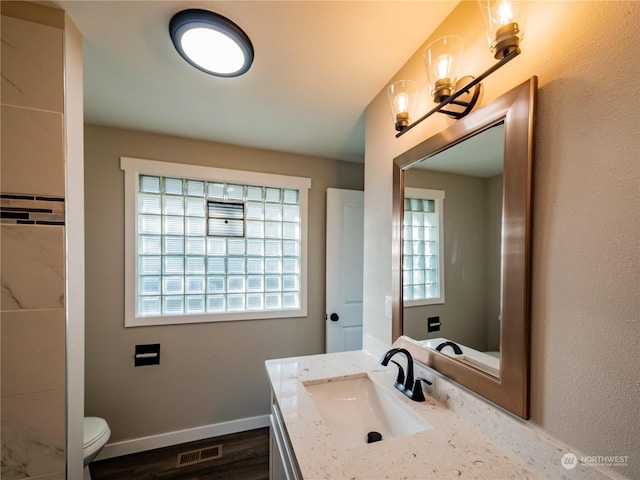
[411,377,432,402]
[389,360,405,386]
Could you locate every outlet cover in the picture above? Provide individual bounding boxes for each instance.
[427,316,440,333]
[134,343,160,366]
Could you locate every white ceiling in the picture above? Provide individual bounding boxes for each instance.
[413,122,504,177]
[54,1,459,163]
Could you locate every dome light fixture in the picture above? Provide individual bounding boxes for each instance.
[169,9,254,77]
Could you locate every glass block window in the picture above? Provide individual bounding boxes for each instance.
[122,157,311,327]
[403,188,445,306]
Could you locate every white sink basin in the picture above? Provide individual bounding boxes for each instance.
[303,373,432,449]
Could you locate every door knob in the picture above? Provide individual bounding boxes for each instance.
[329,313,339,322]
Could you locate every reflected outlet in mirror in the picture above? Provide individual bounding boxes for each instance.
[303,373,432,449]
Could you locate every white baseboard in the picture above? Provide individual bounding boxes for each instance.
[95,415,271,461]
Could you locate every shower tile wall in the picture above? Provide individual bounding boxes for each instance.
[1,3,67,479]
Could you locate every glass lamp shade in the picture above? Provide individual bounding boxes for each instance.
[477,0,527,59]
[423,36,464,104]
[387,80,418,131]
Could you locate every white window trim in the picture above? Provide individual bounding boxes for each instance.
[121,156,312,327]
[403,187,445,307]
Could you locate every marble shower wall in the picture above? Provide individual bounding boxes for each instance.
[1,3,67,479]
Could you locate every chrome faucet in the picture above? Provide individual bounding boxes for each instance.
[380,348,431,402]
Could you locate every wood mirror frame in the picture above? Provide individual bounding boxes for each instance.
[392,77,537,419]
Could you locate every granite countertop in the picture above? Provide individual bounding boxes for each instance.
[265,350,544,480]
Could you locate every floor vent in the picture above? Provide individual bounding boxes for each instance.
[176,444,222,467]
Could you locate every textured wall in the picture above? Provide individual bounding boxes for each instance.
[364,1,639,478]
[0,2,67,479]
[83,124,364,442]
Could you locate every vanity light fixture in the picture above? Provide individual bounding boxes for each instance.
[478,0,527,59]
[423,36,480,120]
[387,80,419,132]
[392,0,525,137]
[169,9,254,77]
[424,36,464,104]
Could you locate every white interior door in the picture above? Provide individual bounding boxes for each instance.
[325,188,364,353]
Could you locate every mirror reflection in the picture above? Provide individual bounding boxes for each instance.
[402,122,504,378]
[393,77,536,418]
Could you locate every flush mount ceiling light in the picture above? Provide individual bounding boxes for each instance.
[169,9,254,77]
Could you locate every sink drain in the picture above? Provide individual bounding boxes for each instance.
[367,431,383,443]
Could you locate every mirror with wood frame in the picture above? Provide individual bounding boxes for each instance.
[392,77,537,418]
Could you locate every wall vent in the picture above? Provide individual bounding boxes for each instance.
[176,444,222,467]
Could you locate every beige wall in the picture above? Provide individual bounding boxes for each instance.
[364,1,639,478]
[84,124,363,442]
[1,2,67,479]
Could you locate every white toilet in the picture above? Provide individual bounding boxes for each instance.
[83,417,111,480]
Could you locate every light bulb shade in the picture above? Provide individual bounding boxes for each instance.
[477,0,527,59]
[387,80,418,131]
[170,9,254,77]
[423,36,464,104]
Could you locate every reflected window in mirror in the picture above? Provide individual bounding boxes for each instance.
[403,188,445,306]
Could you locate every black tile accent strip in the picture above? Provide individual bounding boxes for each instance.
[2,207,53,213]
[35,196,65,202]
[1,212,30,219]
[0,194,35,200]
[0,193,65,225]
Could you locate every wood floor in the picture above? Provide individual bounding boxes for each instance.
[90,427,269,480]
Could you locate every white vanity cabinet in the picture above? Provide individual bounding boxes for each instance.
[269,393,301,480]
